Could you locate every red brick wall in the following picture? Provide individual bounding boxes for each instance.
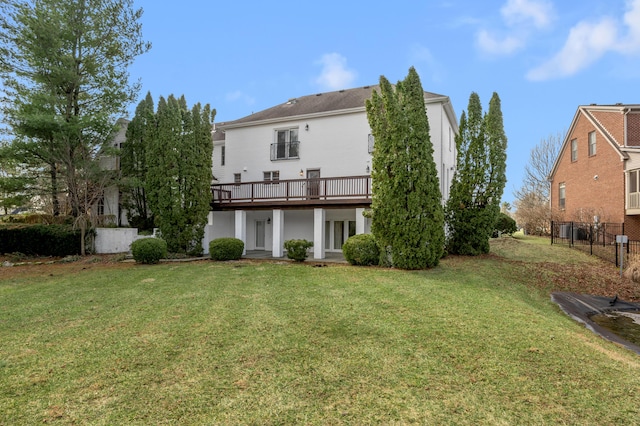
[627,112,640,147]
[590,110,624,146]
[551,111,625,223]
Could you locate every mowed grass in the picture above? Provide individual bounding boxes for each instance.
[1,240,640,424]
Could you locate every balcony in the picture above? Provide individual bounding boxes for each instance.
[270,141,300,161]
[211,175,372,209]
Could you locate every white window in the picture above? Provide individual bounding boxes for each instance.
[263,171,279,183]
[559,182,566,210]
[368,134,375,154]
[629,170,640,209]
[588,131,596,156]
[221,145,226,165]
[234,173,241,185]
[571,139,577,162]
[272,128,299,160]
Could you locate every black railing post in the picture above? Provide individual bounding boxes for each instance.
[571,222,574,247]
[590,224,593,255]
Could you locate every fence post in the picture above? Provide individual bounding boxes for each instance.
[590,224,593,255]
[550,221,554,245]
[570,222,574,247]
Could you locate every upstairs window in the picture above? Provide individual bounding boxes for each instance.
[221,145,226,165]
[368,134,375,154]
[629,170,640,209]
[588,131,596,156]
[571,139,577,162]
[559,182,566,210]
[272,128,299,160]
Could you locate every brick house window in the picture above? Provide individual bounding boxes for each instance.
[629,170,640,209]
[588,131,596,156]
[559,182,566,210]
[571,139,577,162]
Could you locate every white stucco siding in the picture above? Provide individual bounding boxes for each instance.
[282,210,314,241]
[224,112,372,182]
[212,140,225,182]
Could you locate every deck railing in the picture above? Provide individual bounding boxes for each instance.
[212,175,371,205]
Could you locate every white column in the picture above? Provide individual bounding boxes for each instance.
[207,211,214,226]
[356,208,366,234]
[235,210,247,255]
[272,209,284,257]
[314,208,325,259]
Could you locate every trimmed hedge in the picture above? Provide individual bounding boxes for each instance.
[0,224,82,256]
[209,238,244,261]
[131,238,167,264]
[342,234,379,266]
[284,239,313,262]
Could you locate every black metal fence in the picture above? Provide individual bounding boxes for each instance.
[550,221,640,267]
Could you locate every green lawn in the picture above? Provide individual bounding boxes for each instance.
[1,238,639,424]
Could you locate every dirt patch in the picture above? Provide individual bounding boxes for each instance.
[0,254,135,280]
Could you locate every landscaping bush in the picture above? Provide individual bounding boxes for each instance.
[284,239,313,262]
[493,212,518,237]
[0,224,82,256]
[131,237,167,264]
[342,234,380,266]
[209,238,244,261]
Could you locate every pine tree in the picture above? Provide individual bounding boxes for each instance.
[446,92,508,255]
[0,0,151,218]
[145,95,214,255]
[366,67,444,269]
[121,92,155,230]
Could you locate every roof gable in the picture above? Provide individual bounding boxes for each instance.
[549,105,630,181]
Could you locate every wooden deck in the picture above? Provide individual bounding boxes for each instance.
[211,175,372,210]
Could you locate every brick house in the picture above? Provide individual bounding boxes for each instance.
[549,104,640,240]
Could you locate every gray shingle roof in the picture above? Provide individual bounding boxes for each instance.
[217,85,447,128]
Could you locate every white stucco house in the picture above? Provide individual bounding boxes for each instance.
[207,85,458,259]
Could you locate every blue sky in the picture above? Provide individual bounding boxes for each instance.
[129,0,640,206]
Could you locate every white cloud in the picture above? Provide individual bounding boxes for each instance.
[477,30,524,55]
[527,0,640,81]
[314,53,357,90]
[409,45,446,83]
[476,0,555,56]
[501,0,554,29]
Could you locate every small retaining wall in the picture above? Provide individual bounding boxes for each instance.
[95,228,151,254]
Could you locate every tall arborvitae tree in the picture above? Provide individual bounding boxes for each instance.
[445,92,507,255]
[121,92,155,230]
[145,95,214,255]
[366,67,444,269]
[0,0,151,218]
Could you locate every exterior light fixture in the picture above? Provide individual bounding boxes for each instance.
[305,123,309,131]
[366,165,370,174]
[299,169,304,176]
[267,217,271,224]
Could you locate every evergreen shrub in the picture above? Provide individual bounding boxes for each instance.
[284,239,313,262]
[0,224,81,256]
[131,237,167,264]
[342,234,380,266]
[209,238,244,261]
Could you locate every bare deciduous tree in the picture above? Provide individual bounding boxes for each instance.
[514,132,564,234]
